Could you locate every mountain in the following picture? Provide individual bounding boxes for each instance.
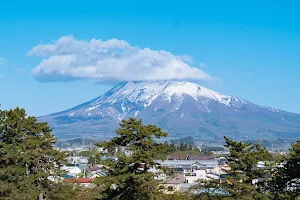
[39,81,300,140]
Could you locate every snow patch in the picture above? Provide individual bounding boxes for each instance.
[72,80,244,116]
[86,105,99,111]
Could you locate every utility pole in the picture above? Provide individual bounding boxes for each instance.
[83,164,86,178]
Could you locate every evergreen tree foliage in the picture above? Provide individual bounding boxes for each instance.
[184,143,189,151]
[224,136,271,185]
[268,140,300,199]
[0,107,77,199]
[94,118,172,200]
[47,182,100,200]
[179,142,185,151]
[191,136,272,200]
[169,143,176,152]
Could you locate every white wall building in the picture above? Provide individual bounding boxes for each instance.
[61,166,82,177]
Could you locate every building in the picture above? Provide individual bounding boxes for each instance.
[66,156,89,164]
[64,178,95,188]
[156,159,226,187]
[161,174,185,194]
[61,166,82,177]
[156,159,219,171]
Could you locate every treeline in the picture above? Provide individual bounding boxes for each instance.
[56,138,99,148]
[166,142,224,157]
[168,142,197,152]
[171,136,195,146]
[1,107,300,199]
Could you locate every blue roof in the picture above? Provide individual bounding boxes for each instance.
[195,188,228,195]
[62,174,75,178]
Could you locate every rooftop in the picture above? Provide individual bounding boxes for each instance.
[64,178,94,183]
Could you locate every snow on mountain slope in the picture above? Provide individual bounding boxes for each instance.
[39,81,300,140]
[74,81,242,112]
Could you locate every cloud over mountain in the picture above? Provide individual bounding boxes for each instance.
[28,36,213,84]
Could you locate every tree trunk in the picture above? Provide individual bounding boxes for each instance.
[38,192,44,200]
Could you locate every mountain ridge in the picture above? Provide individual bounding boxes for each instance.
[39,80,300,140]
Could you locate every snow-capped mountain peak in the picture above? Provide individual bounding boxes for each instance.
[88,80,240,108]
[40,80,300,141]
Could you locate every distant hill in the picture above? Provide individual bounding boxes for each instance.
[39,81,300,141]
[171,137,195,146]
[245,138,295,150]
[55,138,99,148]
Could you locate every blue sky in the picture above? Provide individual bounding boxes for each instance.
[1,0,300,116]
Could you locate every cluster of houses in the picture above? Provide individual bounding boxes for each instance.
[156,157,228,193]
[60,147,230,192]
[61,156,102,187]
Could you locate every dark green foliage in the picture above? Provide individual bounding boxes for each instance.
[160,192,192,200]
[94,118,172,200]
[202,146,224,152]
[0,107,86,199]
[169,142,176,152]
[268,140,300,199]
[221,136,272,199]
[56,138,98,148]
[283,140,300,190]
[78,150,93,157]
[224,136,271,184]
[47,182,100,200]
[191,136,272,200]
[170,136,195,146]
[179,142,185,151]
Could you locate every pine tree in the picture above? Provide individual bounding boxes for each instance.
[94,118,172,200]
[193,146,199,152]
[269,140,300,199]
[184,143,188,151]
[224,136,271,184]
[0,107,72,199]
[179,142,185,151]
[191,137,272,200]
[170,143,176,152]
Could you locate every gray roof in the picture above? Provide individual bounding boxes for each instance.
[166,174,185,184]
[156,159,219,168]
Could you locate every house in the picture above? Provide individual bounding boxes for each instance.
[61,166,82,177]
[156,159,225,187]
[89,165,101,172]
[64,178,95,188]
[161,174,185,194]
[169,167,184,176]
[67,156,89,164]
[184,169,207,183]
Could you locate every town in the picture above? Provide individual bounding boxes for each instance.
[58,142,287,193]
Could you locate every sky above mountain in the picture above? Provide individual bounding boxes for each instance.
[1,0,300,116]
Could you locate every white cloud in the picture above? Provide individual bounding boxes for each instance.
[28,36,214,84]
